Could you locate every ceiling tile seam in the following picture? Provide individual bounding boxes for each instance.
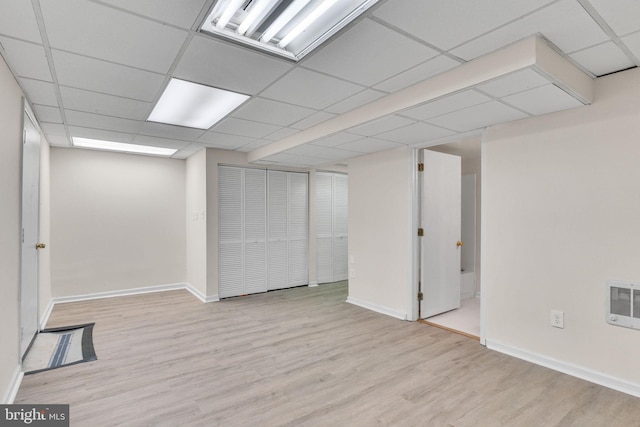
[371,55,463,95]
[32,0,71,146]
[409,129,483,150]
[366,14,467,64]
[49,46,170,77]
[577,0,640,67]
[440,0,565,54]
[191,0,217,32]
[88,0,199,32]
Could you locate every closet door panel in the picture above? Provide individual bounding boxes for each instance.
[316,173,333,283]
[218,166,244,298]
[288,172,308,287]
[243,168,267,294]
[268,170,289,290]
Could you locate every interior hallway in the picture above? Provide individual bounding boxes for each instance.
[16,282,640,426]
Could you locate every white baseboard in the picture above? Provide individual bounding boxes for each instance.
[486,339,640,399]
[40,299,54,330]
[52,283,218,305]
[308,281,319,287]
[346,296,407,320]
[3,366,23,404]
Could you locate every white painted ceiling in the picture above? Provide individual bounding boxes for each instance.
[0,0,638,167]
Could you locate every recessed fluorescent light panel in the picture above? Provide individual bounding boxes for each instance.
[72,137,178,156]
[200,0,380,61]
[148,78,250,129]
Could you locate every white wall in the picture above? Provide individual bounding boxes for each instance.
[186,149,207,297]
[50,148,186,296]
[483,67,640,393]
[347,146,412,319]
[0,54,24,403]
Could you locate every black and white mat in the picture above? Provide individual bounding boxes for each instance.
[23,323,97,375]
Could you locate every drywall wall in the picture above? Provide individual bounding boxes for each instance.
[347,146,412,319]
[186,149,207,298]
[0,54,23,403]
[50,148,186,296]
[483,67,640,393]
[38,136,52,321]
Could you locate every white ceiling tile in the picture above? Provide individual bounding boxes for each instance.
[46,135,71,147]
[175,35,292,95]
[40,0,187,73]
[376,122,456,144]
[60,86,151,120]
[588,0,640,36]
[33,105,62,123]
[476,69,550,98]
[68,126,136,143]
[621,32,640,64]
[40,123,67,136]
[427,100,529,132]
[98,0,208,30]
[172,145,204,160]
[0,0,41,43]
[65,110,142,134]
[400,90,492,121]
[211,117,281,138]
[373,0,556,50]
[19,78,58,107]
[347,115,416,136]
[291,111,336,130]
[260,68,364,109]
[0,37,51,81]
[311,147,362,161]
[338,137,404,153]
[236,139,274,151]
[282,144,324,156]
[196,132,255,149]
[232,97,315,127]
[325,89,387,114]
[262,127,299,141]
[312,132,363,147]
[283,156,332,166]
[139,122,206,141]
[452,0,608,60]
[303,18,438,86]
[502,84,584,116]
[52,50,166,102]
[570,42,636,76]
[374,55,462,93]
[262,153,299,163]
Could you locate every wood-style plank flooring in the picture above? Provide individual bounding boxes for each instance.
[16,282,640,426]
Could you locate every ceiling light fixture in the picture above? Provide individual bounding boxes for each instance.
[147,78,249,130]
[200,0,380,61]
[72,137,178,156]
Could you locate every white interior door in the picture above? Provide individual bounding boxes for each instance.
[421,150,461,318]
[332,174,348,281]
[20,109,41,358]
[315,173,334,283]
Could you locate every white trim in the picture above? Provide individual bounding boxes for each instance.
[486,339,640,399]
[52,283,218,305]
[308,281,319,287]
[479,131,488,346]
[3,366,23,404]
[39,299,54,330]
[346,296,407,320]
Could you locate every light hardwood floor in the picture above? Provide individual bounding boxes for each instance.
[16,282,640,426]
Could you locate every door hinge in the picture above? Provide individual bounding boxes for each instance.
[417,292,423,301]
[418,163,424,172]
[417,228,424,237]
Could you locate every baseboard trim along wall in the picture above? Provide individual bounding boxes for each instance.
[486,339,640,399]
[346,296,407,320]
[308,281,319,287]
[40,299,54,330]
[3,366,23,404]
[51,283,219,305]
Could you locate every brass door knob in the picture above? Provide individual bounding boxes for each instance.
[456,241,464,247]
[35,243,46,249]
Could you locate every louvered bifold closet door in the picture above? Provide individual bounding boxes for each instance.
[316,172,334,284]
[288,172,308,287]
[218,166,244,298]
[332,174,349,281]
[268,170,288,290]
[243,168,268,295]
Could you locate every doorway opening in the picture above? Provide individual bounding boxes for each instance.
[418,138,481,340]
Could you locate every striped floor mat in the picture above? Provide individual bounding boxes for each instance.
[22,323,97,375]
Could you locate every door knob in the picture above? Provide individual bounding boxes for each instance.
[456,241,464,247]
[35,243,46,249]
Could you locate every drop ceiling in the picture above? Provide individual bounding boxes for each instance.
[0,0,638,168]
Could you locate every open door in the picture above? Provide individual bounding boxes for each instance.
[20,108,41,358]
[420,150,461,318]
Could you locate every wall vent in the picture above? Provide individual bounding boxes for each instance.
[606,280,640,329]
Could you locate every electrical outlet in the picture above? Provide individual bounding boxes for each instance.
[550,310,564,328]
